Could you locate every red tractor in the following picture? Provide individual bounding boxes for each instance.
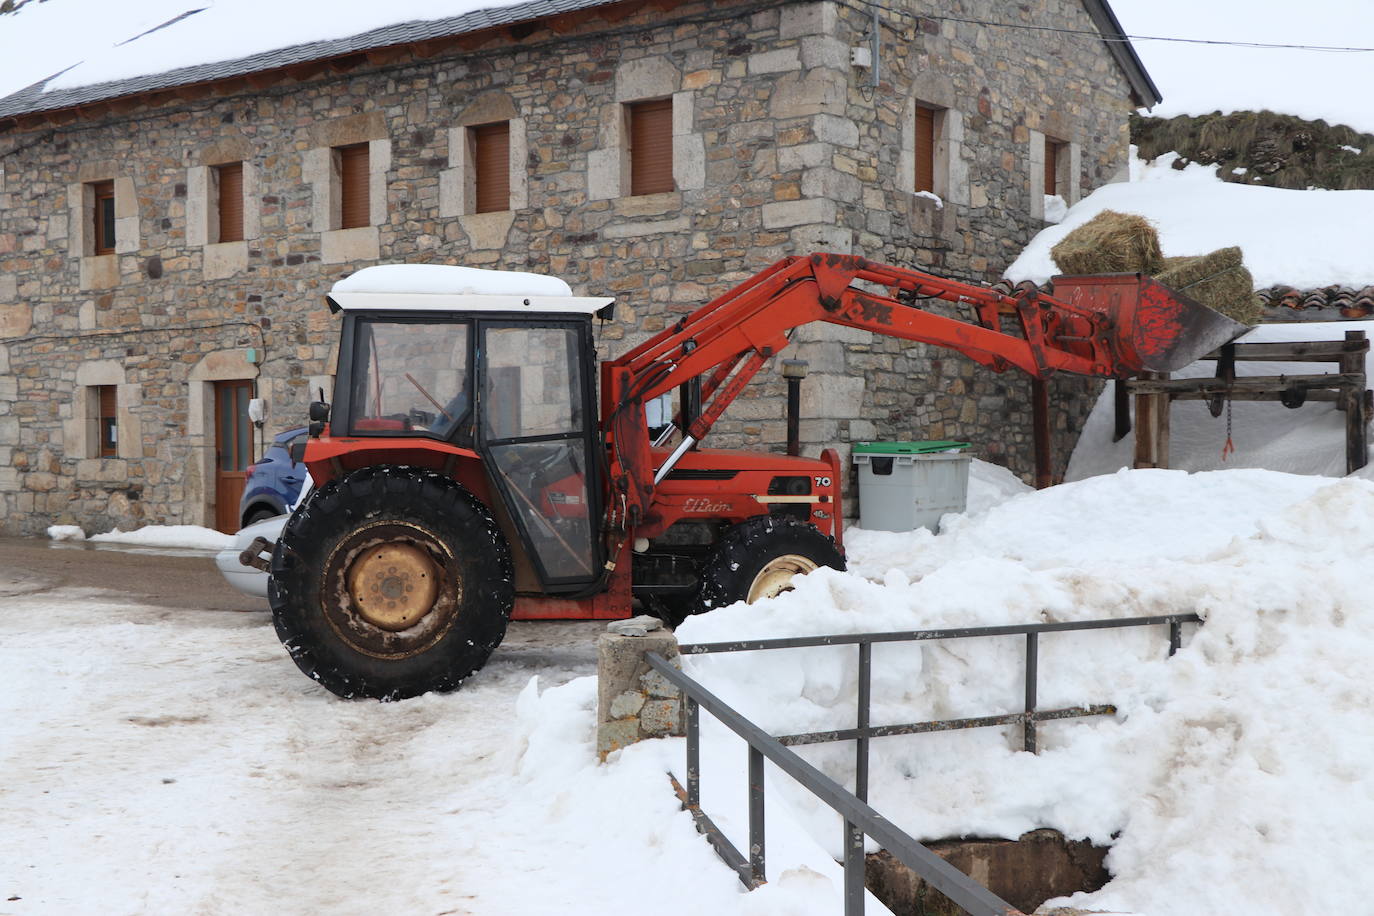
[264,254,1242,699]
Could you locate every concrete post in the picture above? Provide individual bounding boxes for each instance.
[596,616,684,760]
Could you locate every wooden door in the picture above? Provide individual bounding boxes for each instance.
[214,380,254,532]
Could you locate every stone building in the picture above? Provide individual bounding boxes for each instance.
[0,0,1158,535]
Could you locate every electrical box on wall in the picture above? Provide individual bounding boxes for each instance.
[245,347,260,364]
[850,46,872,68]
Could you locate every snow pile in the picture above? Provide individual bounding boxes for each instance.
[1109,0,1374,135]
[1068,320,1374,481]
[45,524,86,541]
[675,468,1374,915]
[89,524,234,551]
[1042,194,1067,224]
[964,457,1033,517]
[1006,152,1374,290]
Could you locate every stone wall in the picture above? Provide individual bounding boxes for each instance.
[0,0,1134,535]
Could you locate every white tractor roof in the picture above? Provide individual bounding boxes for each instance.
[327,264,614,315]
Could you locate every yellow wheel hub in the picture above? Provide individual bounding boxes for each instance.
[746,554,819,603]
[346,542,442,631]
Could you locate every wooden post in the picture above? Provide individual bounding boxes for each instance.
[1342,330,1369,473]
[1133,371,1171,469]
[1113,378,1132,442]
[1032,377,1052,489]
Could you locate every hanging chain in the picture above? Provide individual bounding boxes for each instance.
[1220,397,1235,461]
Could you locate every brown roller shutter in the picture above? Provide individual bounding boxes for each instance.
[97,385,117,458]
[217,162,244,243]
[914,105,936,194]
[1045,139,1062,197]
[339,143,370,229]
[92,180,116,254]
[629,99,674,196]
[473,122,511,214]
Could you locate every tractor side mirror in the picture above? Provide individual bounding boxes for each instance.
[308,400,330,438]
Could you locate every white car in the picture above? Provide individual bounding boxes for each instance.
[215,479,312,598]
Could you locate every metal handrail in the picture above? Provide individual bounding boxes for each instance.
[652,612,1201,915]
[645,651,1026,916]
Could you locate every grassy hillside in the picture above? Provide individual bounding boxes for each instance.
[1133,110,1374,190]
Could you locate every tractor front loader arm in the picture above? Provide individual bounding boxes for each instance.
[601,252,1239,527]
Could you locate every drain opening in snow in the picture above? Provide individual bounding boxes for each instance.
[865,829,1110,916]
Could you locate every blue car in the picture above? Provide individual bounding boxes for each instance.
[238,426,309,528]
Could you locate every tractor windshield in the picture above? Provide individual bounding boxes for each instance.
[346,319,472,442]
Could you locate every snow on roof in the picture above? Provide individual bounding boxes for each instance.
[327,264,615,314]
[0,0,617,118]
[333,264,573,298]
[1108,0,1374,133]
[0,1,1162,122]
[1006,152,1374,291]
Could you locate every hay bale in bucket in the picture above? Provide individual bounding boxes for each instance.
[1050,210,1163,276]
[1152,246,1263,325]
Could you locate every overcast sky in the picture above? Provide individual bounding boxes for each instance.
[1106,0,1374,132]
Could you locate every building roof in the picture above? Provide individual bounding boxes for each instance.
[992,279,1374,324]
[1256,285,1374,321]
[1085,0,1163,107]
[0,0,619,122]
[0,0,1163,123]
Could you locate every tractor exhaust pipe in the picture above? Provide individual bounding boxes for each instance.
[782,358,808,457]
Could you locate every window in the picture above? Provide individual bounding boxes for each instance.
[347,320,472,442]
[914,104,937,194]
[337,143,370,229]
[628,99,674,196]
[95,385,117,457]
[471,122,511,214]
[215,162,244,243]
[1044,138,1064,198]
[92,180,116,255]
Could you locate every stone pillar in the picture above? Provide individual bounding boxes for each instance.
[596,617,684,760]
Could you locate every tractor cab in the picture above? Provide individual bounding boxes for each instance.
[314,265,615,593]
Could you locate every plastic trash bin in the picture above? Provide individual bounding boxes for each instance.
[853,441,971,533]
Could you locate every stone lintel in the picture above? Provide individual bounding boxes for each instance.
[321,226,379,264]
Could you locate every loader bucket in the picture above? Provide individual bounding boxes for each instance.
[1052,273,1250,374]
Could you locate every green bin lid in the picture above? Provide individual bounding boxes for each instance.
[852,440,970,455]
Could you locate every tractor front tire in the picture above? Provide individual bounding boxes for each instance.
[685,515,845,621]
[269,465,514,700]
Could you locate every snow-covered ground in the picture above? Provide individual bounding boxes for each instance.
[1007,152,1374,290]
[677,466,1374,915]
[9,462,1372,914]
[1,586,780,915]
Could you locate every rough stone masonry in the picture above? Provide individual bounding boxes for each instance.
[0,0,1137,534]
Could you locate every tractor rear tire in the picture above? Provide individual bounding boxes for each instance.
[269,465,514,700]
[673,515,844,624]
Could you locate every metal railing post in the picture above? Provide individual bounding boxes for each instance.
[687,697,701,806]
[856,641,871,803]
[1169,620,1182,657]
[748,746,766,885]
[1024,632,1039,753]
[843,818,865,916]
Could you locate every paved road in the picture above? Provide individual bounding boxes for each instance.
[0,535,608,650]
[0,536,259,610]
